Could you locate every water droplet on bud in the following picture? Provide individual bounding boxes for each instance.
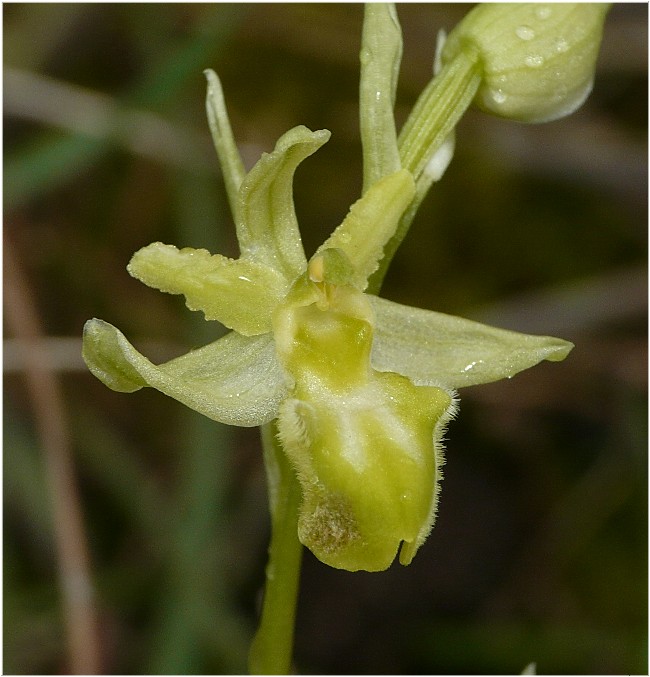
[525,54,545,68]
[555,38,569,54]
[515,25,535,41]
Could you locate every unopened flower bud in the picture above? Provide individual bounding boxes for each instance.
[442,3,609,123]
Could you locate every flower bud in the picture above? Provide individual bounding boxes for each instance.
[441,3,609,123]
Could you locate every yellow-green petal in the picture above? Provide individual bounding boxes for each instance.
[127,242,288,335]
[82,319,287,427]
[369,295,573,389]
[318,169,415,289]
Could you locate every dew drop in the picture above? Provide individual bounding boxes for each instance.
[555,38,569,53]
[534,5,552,20]
[525,54,545,68]
[491,90,507,105]
[515,25,535,41]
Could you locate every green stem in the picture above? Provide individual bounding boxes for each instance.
[398,49,480,181]
[248,422,303,674]
[367,49,481,294]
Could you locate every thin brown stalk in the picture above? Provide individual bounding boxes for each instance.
[4,231,102,674]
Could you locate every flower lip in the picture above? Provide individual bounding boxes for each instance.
[273,268,455,572]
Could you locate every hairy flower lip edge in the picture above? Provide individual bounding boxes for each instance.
[272,275,460,572]
[398,387,459,569]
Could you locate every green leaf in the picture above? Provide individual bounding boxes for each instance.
[238,125,330,280]
[369,296,573,389]
[127,242,288,335]
[82,319,287,426]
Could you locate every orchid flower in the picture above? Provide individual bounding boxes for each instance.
[83,94,572,573]
[83,3,609,578]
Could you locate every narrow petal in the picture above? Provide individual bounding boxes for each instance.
[82,319,287,427]
[369,295,573,389]
[128,242,288,335]
[238,125,330,280]
[317,169,415,289]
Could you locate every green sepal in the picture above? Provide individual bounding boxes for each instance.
[318,169,415,289]
[238,125,330,280]
[82,319,287,427]
[204,69,246,224]
[369,295,573,389]
[359,3,402,192]
[127,242,288,335]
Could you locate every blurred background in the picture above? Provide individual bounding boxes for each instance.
[4,4,647,674]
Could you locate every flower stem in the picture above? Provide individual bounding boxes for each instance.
[398,49,480,181]
[248,422,303,675]
[368,49,481,294]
